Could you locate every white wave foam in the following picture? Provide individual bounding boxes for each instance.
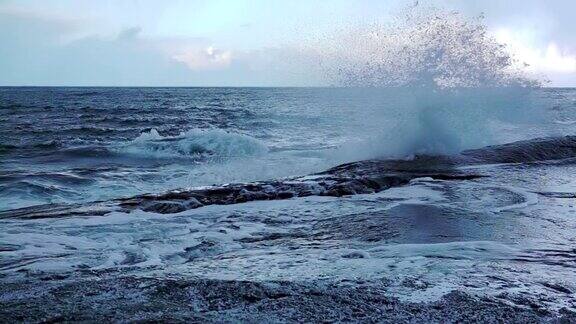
[119,128,268,159]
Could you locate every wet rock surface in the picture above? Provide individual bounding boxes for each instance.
[1,276,574,323]
[461,135,576,164]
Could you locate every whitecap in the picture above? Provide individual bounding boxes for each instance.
[118,128,268,160]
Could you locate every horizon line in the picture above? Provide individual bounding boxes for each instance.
[1,85,574,89]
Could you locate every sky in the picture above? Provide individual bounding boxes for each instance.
[0,0,574,86]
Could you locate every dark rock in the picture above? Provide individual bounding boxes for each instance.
[142,201,186,214]
[535,191,576,199]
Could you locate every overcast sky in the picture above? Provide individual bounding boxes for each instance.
[0,0,574,86]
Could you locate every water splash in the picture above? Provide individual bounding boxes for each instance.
[302,7,544,159]
[313,8,539,88]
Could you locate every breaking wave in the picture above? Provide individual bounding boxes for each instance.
[119,128,268,160]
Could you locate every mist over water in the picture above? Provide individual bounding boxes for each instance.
[330,87,543,160]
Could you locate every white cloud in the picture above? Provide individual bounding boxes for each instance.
[494,28,576,83]
[526,43,576,74]
[172,46,233,70]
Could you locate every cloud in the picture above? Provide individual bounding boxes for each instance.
[116,27,143,41]
[494,28,576,85]
[0,10,315,86]
[172,46,233,71]
[0,12,192,85]
[443,0,576,86]
[525,43,576,74]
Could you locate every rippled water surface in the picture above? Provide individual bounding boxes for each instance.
[0,87,359,210]
[2,87,575,211]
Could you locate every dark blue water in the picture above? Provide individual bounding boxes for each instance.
[1,87,575,211]
[0,87,367,210]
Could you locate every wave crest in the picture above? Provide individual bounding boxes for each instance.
[120,128,268,159]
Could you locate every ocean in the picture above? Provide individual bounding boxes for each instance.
[2,87,575,211]
[1,86,576,320]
